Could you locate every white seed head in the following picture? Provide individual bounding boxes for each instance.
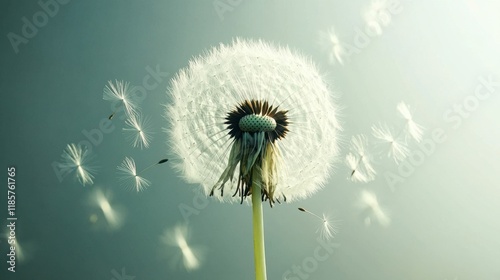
[166,38,341,203]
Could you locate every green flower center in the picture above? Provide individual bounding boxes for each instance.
[239,114,277,132]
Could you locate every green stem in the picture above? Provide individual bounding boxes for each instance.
[252,185,267,280]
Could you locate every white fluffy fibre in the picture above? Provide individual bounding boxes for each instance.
[346,134,376,183]
[165,38,341,203]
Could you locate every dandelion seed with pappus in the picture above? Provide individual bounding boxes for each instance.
[123,113,153,149]
[60,143,96,186]
[159,224,204,272]
[298,207,340,240]
[359,190,391,227]
[346,134,376,183]
[318,27,346,65]
[372,102,424,163]
[89,188,124,230]
[166,38,341,280]
[397,101,424,142]
[103,80,138,120]
[372,122,410,163]
[117,157,168,192]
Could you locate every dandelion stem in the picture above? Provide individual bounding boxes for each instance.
[252,184,267,280]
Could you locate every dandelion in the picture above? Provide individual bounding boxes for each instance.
[371,122,409,163]
[359,190,390,227]
[117,157,168,192]
[159,224,204,272]
[345,134,376,182]
[371,102,423,163]
[88,188,124,230]
[397,101,424,142]
[166,39,341,280]
[103,80,137,120]
[123,113,153,149]
[167,39,340,205]
[318,27,347,65]
[298,207,340,240]
[117,157,150,191]
[60,143,95,186]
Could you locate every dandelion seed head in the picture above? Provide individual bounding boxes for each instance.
[166,38,341,205]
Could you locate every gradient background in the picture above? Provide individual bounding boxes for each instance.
[1,0,500,279]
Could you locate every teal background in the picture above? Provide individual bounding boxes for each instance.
[1,0,500,279]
